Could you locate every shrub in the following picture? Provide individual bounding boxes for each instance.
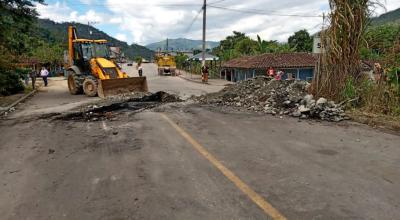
[0,67,26,96]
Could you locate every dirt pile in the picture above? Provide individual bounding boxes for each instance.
[59,91,181,122]
[196,77,348,121]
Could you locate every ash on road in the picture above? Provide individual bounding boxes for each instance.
[1,63,399,220]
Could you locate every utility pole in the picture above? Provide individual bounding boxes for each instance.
[201,0,208,83]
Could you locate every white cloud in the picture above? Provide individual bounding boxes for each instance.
[115,33,127,42]
[36,1,105,24]
[35,0,400,45]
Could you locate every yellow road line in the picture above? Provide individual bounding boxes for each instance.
[160,113,287,220]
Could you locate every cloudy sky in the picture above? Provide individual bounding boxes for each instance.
[35,0,400,45]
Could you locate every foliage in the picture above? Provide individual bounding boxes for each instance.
[30,41,64,64]
[0,67,27,96]
[387,67,400,94]
[213,32,296,61]
[0,0,44,95]
[312,0,372,100]
[288,30,313,52]
[175,54,189,69]
[134,56,143,65]
[0,0,44,55]
[234,38,258,56]
[361,24,400,75]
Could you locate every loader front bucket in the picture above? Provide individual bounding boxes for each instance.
[97,77,148,98]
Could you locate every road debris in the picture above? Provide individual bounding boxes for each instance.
[58,91,181,122]
[196,77,348,121]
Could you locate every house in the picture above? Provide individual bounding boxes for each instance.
[221,53,317,82]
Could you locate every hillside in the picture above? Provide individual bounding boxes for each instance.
[36,19,154,60]
[372,8,400,25]
[146,38,219,51]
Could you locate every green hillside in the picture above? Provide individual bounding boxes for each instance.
[146,38,219,51]
[371,8,400,25]
[36,19,154,60]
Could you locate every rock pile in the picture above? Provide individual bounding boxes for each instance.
[196,77,348,121]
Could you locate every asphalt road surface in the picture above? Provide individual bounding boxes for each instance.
[1,63,399,219]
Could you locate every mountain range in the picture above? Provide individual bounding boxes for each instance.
[372,8,400,25]
[37,19,154,60]
[146,38,219,51]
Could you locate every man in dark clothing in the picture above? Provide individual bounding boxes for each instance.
[29,70,37,89]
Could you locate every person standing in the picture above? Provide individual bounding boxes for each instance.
[40,67,49,87]
[138,64,143,77]
[29,69,37,89]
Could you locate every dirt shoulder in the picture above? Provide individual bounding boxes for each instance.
[348,110,400,133]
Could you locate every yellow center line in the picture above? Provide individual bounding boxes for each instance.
[160,113,287,220]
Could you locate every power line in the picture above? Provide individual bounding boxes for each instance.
[186,7,204,33]
[208,5,323,18]
[63,1,202,8]
[208,0,227,5]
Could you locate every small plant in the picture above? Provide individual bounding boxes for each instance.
[343,78,358,100]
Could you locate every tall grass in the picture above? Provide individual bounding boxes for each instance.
[312,0,378,100]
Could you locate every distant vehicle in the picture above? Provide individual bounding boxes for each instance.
[155,53,176,76]
[127,63,133,66]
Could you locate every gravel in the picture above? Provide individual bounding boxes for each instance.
[195,77,349,122]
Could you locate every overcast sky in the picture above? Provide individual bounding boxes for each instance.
[36,0,400,45]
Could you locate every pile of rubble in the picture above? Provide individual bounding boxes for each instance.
[196,77,348,121]
[60,91,182,122]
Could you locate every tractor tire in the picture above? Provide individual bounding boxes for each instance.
[83,77,98,97]
[68,72,83,95]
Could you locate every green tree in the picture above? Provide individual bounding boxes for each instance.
[0,0,44,55]
[288,29,313,52]
[175,54,189,69]
[213,31,247,60]
[234,38,258,56]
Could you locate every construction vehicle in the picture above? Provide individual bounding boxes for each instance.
[156,53,176,76]
[66,26,148,98]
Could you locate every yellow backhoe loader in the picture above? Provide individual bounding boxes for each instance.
[66,26,148,98]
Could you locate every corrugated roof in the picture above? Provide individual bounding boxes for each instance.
[223,53,317,69]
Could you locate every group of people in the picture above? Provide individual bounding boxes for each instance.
[25,67,50,89]
[267,67,285,80]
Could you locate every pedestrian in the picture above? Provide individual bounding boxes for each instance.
[267,67,275,77]
[138,64,143,77]
[24,70,30,86]
[40,67,49,87]
[29,69,37,89]
[275,70,283,81]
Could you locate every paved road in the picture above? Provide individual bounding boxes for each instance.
[1,64,400,219]
[124,63,225,99]
[10,63,223,118]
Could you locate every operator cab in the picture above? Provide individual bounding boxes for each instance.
[72,39,109,73]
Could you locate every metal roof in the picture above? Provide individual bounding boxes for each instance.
[188,52,219,61]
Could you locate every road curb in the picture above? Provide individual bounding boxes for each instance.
[0,89,37,116]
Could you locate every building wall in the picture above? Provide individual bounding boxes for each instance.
[224,67,314,82]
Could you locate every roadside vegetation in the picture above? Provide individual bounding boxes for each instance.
[313,0,400,121]
[0,0,63,95]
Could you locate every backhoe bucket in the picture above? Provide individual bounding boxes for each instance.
[97,77,148,98]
